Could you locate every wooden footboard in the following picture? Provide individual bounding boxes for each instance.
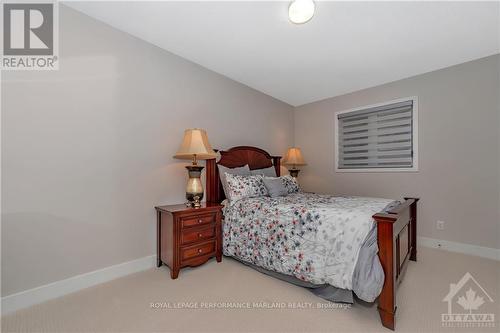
[373,197,419,330]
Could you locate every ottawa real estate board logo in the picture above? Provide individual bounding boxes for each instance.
[1,1,59,70]
[442,272,495,328]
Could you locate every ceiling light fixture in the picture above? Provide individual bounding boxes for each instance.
[288,0,315,24]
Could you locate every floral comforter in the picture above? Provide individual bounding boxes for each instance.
[223,193,396,290]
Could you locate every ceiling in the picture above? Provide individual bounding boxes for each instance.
[65,1,499,106]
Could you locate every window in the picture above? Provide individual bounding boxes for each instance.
[335,97,418,172]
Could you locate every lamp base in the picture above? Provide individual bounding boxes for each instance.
[185,165,204,208]
[289,169,300,178]
[186,195,201,208]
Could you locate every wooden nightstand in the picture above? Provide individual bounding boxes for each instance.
[155,202,223,279]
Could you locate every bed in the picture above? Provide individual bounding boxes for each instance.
[206,146,419,330]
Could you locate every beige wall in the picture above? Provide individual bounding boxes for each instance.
[1,6,294,296]
[295,55,500,250]
[2,5,499,298]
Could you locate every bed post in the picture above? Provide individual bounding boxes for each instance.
[373,213,398,330]
[206,157,218,203]
[272,156,281,177]
[405,197,419,261]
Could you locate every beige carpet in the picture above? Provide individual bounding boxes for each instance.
[2,247,499,333]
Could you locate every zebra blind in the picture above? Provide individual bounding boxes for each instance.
[337,100,414,169]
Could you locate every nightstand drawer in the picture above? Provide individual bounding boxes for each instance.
[181,226,215,245]
[181,240,215,261]
[181,214,214,228]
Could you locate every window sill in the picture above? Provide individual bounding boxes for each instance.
[335,167,419,173]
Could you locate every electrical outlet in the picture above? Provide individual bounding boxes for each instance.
[436,220,445,230]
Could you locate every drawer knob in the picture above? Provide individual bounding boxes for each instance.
[198,233,203,238]
[198,249,203,253]
[198,219,203,223]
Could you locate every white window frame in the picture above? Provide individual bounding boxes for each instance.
[334,96,419,173]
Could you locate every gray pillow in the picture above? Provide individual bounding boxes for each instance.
[250,166,277,177]
[218,164,251,196]
[262,177,288,198]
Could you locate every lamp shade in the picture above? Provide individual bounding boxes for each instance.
[283,147,306,166]
[174,128,217,160]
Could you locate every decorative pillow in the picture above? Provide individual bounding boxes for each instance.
[218,164,251,197]
[282,175,301,194]
[225,173,268,202]
[250,166,277,177]
[263,177,288,197]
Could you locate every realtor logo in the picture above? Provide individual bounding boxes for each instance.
[1,1,58,70]
[441,272,495,328]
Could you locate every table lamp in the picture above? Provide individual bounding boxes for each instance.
[283,147,307,178]
[174,129,217,207]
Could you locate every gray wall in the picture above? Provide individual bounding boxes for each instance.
[1,6,294,296]
[294,55,500,250]
[2,5,499,298]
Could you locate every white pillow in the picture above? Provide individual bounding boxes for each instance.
[250,166,277,177]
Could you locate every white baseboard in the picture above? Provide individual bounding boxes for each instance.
[1,255,156,315]
[419,237,500,261]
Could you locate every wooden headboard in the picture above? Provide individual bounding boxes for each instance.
[206,146,281,203]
